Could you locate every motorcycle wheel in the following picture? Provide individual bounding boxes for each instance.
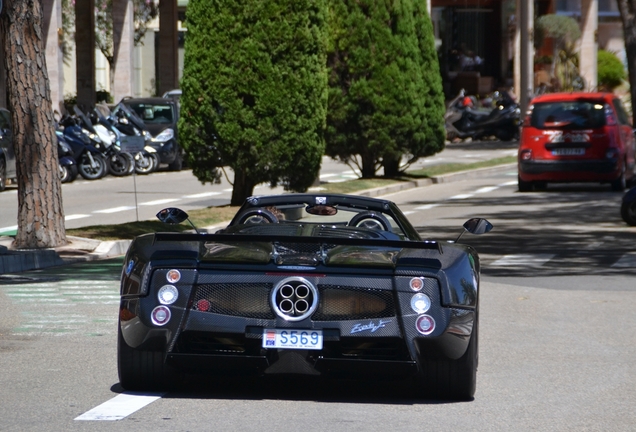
[122,152,136,175]
[59,163,78,183]
[107,152,132,176]
[78,153,107,180]
[495,128,516,142]
[134,151,158,174]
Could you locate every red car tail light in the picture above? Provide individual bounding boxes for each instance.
[520,149,533,160]
[604,104,618,126]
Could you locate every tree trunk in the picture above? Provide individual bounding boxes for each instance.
[616,0,636,126]
[230,168,256,206]
[360,151,376,178]
[1,0,67,248]
[382,156,401,178]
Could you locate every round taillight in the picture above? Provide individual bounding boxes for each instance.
[166,269,181,283]
[158,285,178,305]
[196,299,210,312]
[151,306,171,326]
[410,293,431,314]
[415,315,435,335]
[409,277,424,291]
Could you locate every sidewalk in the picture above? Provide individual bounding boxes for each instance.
[0,162,515,275]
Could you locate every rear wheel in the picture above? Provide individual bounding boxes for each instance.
[117,324,183,391]
[78,153,107,180]
[167,151,183,171]
[518,176,534,192]
[107,152,132,176]
[415,318,478,400]
[59,162,78,183]
[611,163,627,191]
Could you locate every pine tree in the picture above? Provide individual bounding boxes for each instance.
[326,0,445,178]
[179,0,328,205]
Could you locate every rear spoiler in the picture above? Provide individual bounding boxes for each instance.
[152,232,443,254]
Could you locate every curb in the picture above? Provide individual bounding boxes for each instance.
[0,163,516,275]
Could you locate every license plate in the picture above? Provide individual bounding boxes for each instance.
[262,329,323,350]
[552,148,585,156]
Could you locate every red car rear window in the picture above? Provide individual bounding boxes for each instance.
[530,101,606,130]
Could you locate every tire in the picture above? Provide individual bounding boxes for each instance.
[78,153,107,180]
[621,199,636,226]
[415,317,478,401]
[0,157,6,192]
[107,152,132,176]
[518,176,534,192]
[611,162,627,192]
[59,163,78,183]
[117,324,183,391]
[135,151,158,175]
[168,151,183,171]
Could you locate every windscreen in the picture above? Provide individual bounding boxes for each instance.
[126,102,174,124]
[530,101,606,130]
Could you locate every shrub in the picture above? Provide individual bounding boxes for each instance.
[597,50,626,91]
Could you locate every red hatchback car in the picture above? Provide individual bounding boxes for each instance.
[518,92,636,191]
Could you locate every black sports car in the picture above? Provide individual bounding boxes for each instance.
[118,193,492,400]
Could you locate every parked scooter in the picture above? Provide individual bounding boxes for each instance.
[108,103,160,175]
[73,106,132,177]
[445,89,521,142]
[57,114,108,180]
[56,132,78,183]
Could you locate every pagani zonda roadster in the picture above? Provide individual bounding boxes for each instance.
[118,193,492,400]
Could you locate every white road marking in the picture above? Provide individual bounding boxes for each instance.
[402,211,416,215]
[93,206,136,214]
[490,254,555,267]
[65,214,91,221]
[499,180,518,186]
[449,194,474,200]
[183,191,222,198]
[474,186,498,194]
[612,252,636,268]
[0,225,17,233]
[415,204,439,210]
[319,173,338,179]
[75,393,164,421]
[140,198,181,206]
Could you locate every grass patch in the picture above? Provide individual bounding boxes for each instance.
[405,156,516,178]
[66,156,516,240]
[67,206,240,240]
[310,178,403,194]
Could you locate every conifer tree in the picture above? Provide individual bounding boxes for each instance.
[179,0,328,205]
[326,0,445,178]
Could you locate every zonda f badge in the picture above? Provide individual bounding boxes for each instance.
[350,319,391,334]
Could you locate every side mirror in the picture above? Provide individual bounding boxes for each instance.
[156,207,201,234]
[156,207,189,225]
[455,218,493,242]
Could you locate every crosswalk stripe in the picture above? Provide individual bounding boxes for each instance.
[75,393,164,421]
[611,252,636,268]
[490,254,555,267]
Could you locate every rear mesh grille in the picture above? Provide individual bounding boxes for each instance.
[313,285,395,320]
[193,283,275,319]
[191,283,395,321]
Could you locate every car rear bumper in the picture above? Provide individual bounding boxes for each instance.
[518,159,621,182]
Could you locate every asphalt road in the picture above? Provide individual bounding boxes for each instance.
[0,141,518,234]
[1,165,635,431]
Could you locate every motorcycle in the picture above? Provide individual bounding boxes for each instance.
[57,114,108,180]
[73,105,132,177]
[56,132,78,183]
[445,89,521,142]
[109,103,160,175]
